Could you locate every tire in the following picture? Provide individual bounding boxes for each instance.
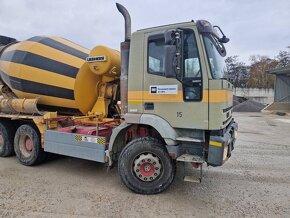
[118,137,175,194]
[0,121,16,157]
[14,124,46,166]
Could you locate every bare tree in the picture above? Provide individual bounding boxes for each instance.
[247,55,277,89]
[275,47,290,68]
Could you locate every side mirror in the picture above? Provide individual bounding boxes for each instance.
[164,45,177,78]
[219,36,230,43]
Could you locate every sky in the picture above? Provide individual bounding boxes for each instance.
[0,0,289,64]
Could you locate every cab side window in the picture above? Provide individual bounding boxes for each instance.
[147,30,202,102]
[148,35,165,75]
[182,30,202,101]
[183,30,201,79]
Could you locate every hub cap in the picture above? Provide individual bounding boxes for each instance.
[0,133,4,146]
[19,135,33,158]
[0,133,3,151]
[25,137,33,151]
[133,153,162,182]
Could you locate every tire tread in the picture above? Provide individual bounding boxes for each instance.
[14,124,46,166]
[118,137,175,194]
[0,121,16,157]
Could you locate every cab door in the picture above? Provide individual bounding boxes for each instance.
[143,27,209,130]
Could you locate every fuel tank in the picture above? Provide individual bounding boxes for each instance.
[0,36,120,115]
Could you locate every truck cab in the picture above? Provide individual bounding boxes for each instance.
[110,6,238,194]
[127,21,234,131]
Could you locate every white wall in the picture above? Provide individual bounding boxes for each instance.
[234,88,274,104]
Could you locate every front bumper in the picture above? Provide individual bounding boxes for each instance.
[207,120,238,166]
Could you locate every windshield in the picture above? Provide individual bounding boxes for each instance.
[203,34,227,79]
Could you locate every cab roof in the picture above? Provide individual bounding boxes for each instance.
[137,21,196,33]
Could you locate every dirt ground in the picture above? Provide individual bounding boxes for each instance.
[0,112,290,218]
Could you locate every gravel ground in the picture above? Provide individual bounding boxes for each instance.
[0,112,290,218]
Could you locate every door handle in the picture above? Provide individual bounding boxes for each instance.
[144,102,154,110]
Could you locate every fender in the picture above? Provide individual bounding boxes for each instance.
[124,113,178,145]
[106,114,179,166]
[106,122,132,166]
[138,114,178,145]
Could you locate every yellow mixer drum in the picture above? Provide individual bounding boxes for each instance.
[0,36,120,115]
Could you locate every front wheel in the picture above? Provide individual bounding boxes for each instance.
[118,137,175,194]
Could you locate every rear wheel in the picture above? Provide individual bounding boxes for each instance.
[118,137,175,194]
[0,121,16,157]
[14,124,46,166]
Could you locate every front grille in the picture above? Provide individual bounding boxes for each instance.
[223,116,232,125]
[223,105,233,113]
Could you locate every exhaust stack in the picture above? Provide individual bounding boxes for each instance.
[116,3,131,41]
[116,3,131,115]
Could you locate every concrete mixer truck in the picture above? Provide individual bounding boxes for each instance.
[0,3,238,194]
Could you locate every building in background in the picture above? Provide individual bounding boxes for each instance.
[234,88,274,104]
[264,66,290,113]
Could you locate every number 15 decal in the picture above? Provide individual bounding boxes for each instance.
[177,112,183,117]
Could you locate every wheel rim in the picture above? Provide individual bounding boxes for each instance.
[0,134,3,145]
[133,153,162,182]
[19,134,33,158]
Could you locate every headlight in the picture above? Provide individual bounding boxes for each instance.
[233,130,238,138]
[223,145,228,161]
